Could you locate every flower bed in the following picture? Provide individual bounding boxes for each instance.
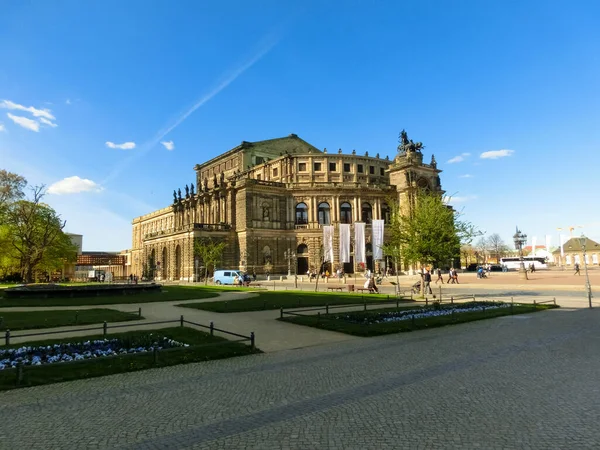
[279,301,558,337]
[0,335,188,370]
[332,301,511,325]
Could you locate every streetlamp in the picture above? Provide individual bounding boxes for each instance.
[579,234,593,308]
[513,227,528,280]
[284,249,296,277]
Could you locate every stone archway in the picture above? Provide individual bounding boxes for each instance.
[297,244,309,275]
[175,245,182,280]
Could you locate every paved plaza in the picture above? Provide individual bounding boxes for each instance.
[1,287,600,449]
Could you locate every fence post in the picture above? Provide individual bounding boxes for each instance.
[317,312,321,324]
[0,317,3,329]
[16,361,23,386]
[210,321,214,336]
[425,297,428,306]
[451,296,454,304]
[364,298,367,311]
[410,290,413,300]
[153,345,159,365]
[263,300,266,310]
[75,311,79,324]
[280,307,283,319]
[103,321,107,336]
[180,315,184,326]
[250,332,255,350]
[511,297,514,315]
[138,307,142,318]
[533,300,537,310]
[5,329,10,346]
[472,294,475,302]
[439,285,442,302]
[326,304,329,314]
[396,298,399,309]
[553,297,556,306]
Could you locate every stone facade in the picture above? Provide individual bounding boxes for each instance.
[131,133,444,281]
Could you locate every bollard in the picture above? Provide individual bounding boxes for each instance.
[472,294,475,302]
[5,329,10,346]
[317,312,321,324]
[364,299,367,311]
[153,345,159,365]
[16,361,24,386]
[210,321,214,335]
[451,296,454,304]
[553,297,556,306]
[180,315,184,326]
[280,307,284,319]
[250,332,255,350]
[103,321,108,336]
[138,307,142,318]
[439,286,442,302]
[533,300,537,310]
[396,298,399,309]
[425,297,428,306]
[511,297,514,314]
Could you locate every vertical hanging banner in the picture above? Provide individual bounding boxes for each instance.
[372,219,385,260]
[354,222,366,264]
[322,225,334,263]
[339,224,351,263]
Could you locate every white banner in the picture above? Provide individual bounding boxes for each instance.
[339,224,351,263]
[372,219,384,260]
[323,225,334,263]
[531,236,537,256]
[354,222,366,264]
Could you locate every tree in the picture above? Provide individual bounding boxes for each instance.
[37,230,78,279]
[194,238,227,285]
[487,233,508,263]
[383,192,479,294]
[475,237,490,263]
[4,186,68,283]
[0,170,27,215]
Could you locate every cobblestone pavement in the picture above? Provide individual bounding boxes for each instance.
[1,307,599,449]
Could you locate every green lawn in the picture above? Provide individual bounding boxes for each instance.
[0,285,232,307]
[177,290,401,313]
[0,326,260,391]
[279,302,559,337]
[0,308,142,331]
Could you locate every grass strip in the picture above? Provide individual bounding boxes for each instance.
[177,290,399,313]
[0,285,234,307]
[0,308,142,332]
[279,303,559,337]
[0,326,260,391]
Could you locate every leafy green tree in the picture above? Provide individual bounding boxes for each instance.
[383,192,479,294]
[4,186,68,283]
[37,231,78,279]
[194,238,227,285]
[0,170,26,216]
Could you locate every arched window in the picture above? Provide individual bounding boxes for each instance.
[295,202,308,225]
[361,202,372,223]
[297,244,308,254]
[417,178,431,192]
[381,203,390,225]
[318,202,331,225]
[340,202,352,224]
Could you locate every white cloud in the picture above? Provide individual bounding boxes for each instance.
[445,195,478,204]
[0,123,5,132]
[39,117,58,128]
[447,152,471,164]
[65,99,72,105]
[47,176,103,195]
[480,149,514,159]
[0,99,55,120]
[106,141,136,150]
[7,113,40,132]
[459,174,473,178]
[160,140,175,151]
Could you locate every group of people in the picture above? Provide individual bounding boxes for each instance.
[233,272,252,286]
[419,267,459,294]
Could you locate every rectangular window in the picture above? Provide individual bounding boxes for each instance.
[298,163,307,171]
[369,166,375,174]
[357,164,363,173]
[380,167,385,176]
[329,162,336,171]
[314,162,322,171]
[344,163,351,172]
[273,168,278,177]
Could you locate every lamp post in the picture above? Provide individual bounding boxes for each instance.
[284,249,296,278]
[513,227,528,280]
[579,234,593,308]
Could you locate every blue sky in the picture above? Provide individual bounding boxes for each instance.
[1,0,599,251]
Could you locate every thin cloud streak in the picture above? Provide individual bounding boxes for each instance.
[102,32,280,185]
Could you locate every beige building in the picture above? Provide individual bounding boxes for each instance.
[130,132,444,281]
[553,237,600,267]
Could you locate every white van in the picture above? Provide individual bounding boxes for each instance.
[213,269,243,285]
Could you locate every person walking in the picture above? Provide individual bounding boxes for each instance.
[423,269,433,294]
[574,262,581,275]
[435,267,443,284]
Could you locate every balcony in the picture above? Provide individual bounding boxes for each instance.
[143,223,231,240]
